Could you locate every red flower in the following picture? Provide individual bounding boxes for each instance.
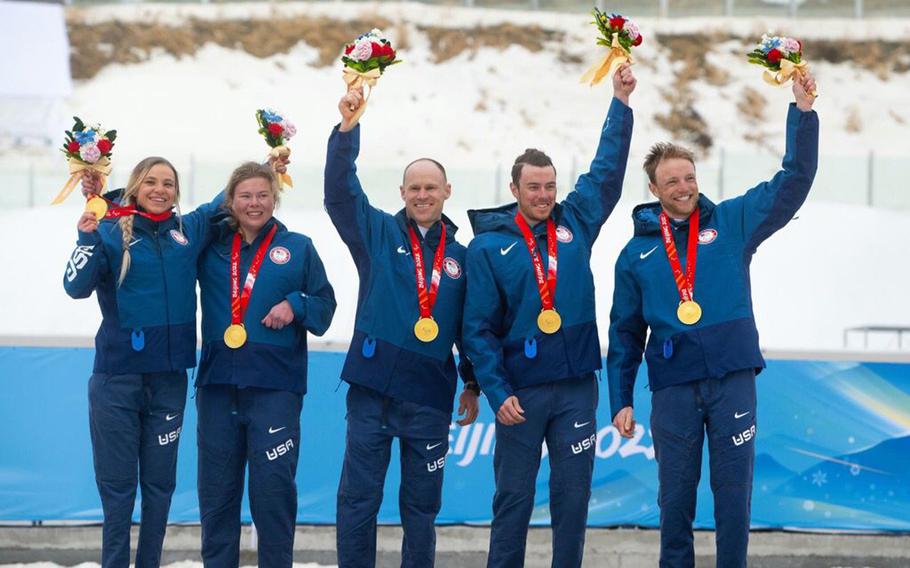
[767,48,782,63]
[344,43,354,55]
[632,34,643,47]
[268,123,283,136]
[66,141,80,153]
[796,39,802,53]
[381,43,395,60]
[609,16,625,30]
[97,139,112,154]
[370,42,382,58]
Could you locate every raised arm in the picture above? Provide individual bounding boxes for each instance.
[736,72,819,251]
[562,64,636,244]
[63,214,109,298]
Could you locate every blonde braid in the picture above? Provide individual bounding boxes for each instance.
[118,215,135,286]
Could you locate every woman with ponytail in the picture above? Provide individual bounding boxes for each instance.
[62,155,283,568]
[195,162,335,567]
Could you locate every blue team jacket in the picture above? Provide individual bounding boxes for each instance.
[196,217,336,394]
[324,125,475,413]
[607,104,819,418]
[462,97,633,413]
[63,195,222,373]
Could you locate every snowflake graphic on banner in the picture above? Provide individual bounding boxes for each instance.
[811,470,828,487]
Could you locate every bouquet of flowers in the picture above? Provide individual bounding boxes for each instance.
[256,109,296,189]
[747,33,817,95]
[340,28,401,125]
[581,9,642,87]
[52,117,117,217]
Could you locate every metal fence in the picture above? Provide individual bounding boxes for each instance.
[5,150,907,211]
[68,0,910,17]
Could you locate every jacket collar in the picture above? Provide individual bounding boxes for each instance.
[632,194,716,237]
[394,209,459,249]
[467,202,564,237]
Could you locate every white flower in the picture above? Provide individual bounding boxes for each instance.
[79,141,101,164]
[281,120,297,139]
[352,38,374,61]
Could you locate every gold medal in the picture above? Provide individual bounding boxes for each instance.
[414,317,439,343]
[224,324,247,349]
[677,300,702,325]
[85,196,108,219]
[537,309,562,334]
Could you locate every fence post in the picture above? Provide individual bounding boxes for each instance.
[494,163,502,205]
[725,0,734,17]
[187,153,197,207]
[659,0,669,18]
[596,0,605,12]
[28,162,36,208]
[717,147,725,200]
[789,0,797,17]
[866,150,874,207]
[855,0,863,18]
[530,0,539,10]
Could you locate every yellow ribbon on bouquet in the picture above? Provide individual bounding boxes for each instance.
[51,156,112,205]
[342,67,382,126]
[762,59,818,97]
[268,145,293,190]
[580,33,631,87]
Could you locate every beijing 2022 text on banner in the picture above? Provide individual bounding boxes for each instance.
[0,347,907,531]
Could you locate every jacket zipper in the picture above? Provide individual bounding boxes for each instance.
[154,226,173,368]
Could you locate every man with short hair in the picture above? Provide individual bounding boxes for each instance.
[325,88,480,568]
[607,72,818,567]
[462,64,636,567]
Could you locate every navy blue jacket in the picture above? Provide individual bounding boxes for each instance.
[462,97,633,413]
[63,195,222,373]
[324,124,474,413]
[607,104,819,418]
[196,217,336,394]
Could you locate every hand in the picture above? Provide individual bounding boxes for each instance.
[80,170,102,198]
[612,406,636,439]
[261,300,294,330]
[793,70,817,112]
[338,88,364,132]
[456,389,480,426]
[496,395,526,426]
[268,148,290,175]
[612,62,636,105]
[77,211,99,233]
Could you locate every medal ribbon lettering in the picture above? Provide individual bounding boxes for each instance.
[408,223,447,321]
[230,224,279,328]
[658,208,699,303]
[514,214,558,311]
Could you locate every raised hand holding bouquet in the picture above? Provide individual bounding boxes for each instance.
[581,9,642,87]
[748,33,818,96]
[340,28,401,126]
[256,109,296,190]
[53,117,116,218]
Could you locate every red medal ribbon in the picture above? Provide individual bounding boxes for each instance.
[230,224,279,326]
[408,223,447,319]
[658,208,700,302]
[514,214,558,311]
[92,195,174,222]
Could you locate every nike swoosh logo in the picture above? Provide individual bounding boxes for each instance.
[734,411,750,419]
[640,245,658,260]
[129,238,142,248]
[269,426,287,434]
[397,246,411,255]
[500,242,517,256]
[426,442,443,451]
[574,421,591,429]
[165,413,179,421]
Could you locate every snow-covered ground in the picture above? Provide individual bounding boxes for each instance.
[2,2,908,352]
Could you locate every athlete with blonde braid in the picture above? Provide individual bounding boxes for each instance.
[63,154,288,568]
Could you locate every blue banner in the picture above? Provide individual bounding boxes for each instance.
[0,347,907,531]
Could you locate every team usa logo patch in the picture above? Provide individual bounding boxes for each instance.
[443,257,462,279]
[556,225,574,243]
[698,229,718,244]
[270,246,291,265]
[169,230,188,246]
